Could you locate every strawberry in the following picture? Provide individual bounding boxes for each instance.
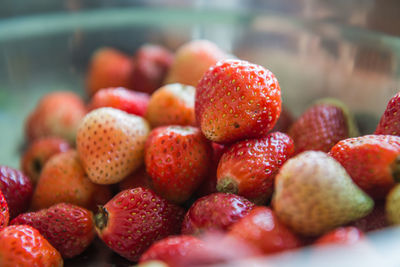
[315,227,365,246]
[77,107,150,184]
[271,105,293,133]
[165,40,228,86]
[145,126,212,203]
[21,137,70,184]
[145,83,196,128]
[330,134,400,199]
[288,99,358,154]
[88,87,150,117]
[195,59,281,143]
[25,91,86,144]
[181,193,254,235]
[0,190,9,230]
[94,187,184,262]
[86,47,133,96]
[32,150,111,211]
[386,184,400,225]
[352,201,388,232]
[119,165,154,191]
[11,203,95,258]
[139,235,204,267]
[0,225,63,267]
[229,207,301,254]
[375,92,400,136]
[217,132,294,203]
[0,166,33,218]
[196,142,226,197]
[137,261,168,267]
[273,151,373,236]
[131,44,173,94]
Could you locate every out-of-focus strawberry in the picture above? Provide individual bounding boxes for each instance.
[119,165,154,191]
[11,203,95,258]
[0,166,33,218]
[32,150,111,211]
[139,235,204,267]
[314,227,365,246]
[137,261,168,267]
[195,59,281,143]
[171,231,262,267]
[386,184,400,225]
[181,193,254,235]
[288,99,358,154]
[88,87,150,117]
[165,40,228,86]
[21,137,70,184]
[131,44,173,94]
[25,91,86,144]
[352,201,388,232]
[86,47,133,96]
[375,92,400,136]
[196,142,226,197]
[229,207,301,254]
[271,105,293,133]
[77,107,150,184]
[217,132,294,204]
[146,83,196,127]
[330,134,400,199]
[145,126,212,203]
[0,190,9,230]
[94,187,184,262]
[273,151,373,236]
[0,225,63,267]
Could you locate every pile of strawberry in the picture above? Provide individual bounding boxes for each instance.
[0,39,400,266]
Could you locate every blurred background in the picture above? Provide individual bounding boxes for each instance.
[1,1,400,266]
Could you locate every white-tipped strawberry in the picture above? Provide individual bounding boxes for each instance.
[76,107,150,184]
[273,151,373,236]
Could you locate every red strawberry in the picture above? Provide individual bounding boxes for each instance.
[0,166,33,218]
[131,44,173,94]
[94,187,184,262]
[375,92,400,136]
[145,83,196,128]
[315,227,365,246]
[196,142,226,197]
[32,150,111,211]
[139,235,204,267]
[77,107,150,184]
[0,225,63,267]
[88,87,150,117]
[119,166,154,191]
[11,203,95,258]
[229,207,301,254]
[165,40,228,86]
[195,59,281,143]
[0,190,9,230]
[330,134,400,199]
[288,99,358,154]
[271,105,293,133]
[217,132,294,203]
[25,91,86,144]
[145,126,212,203]
[352,201,388,232]
[181,193,254,235]
[86,47,133,96]
[21,137,70,184]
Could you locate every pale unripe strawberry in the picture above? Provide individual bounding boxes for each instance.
[77,108,150,184]
[273,151,373,236]
[386,184,400,225]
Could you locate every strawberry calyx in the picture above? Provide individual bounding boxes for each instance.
[391,155,400,183]
[94,206,108,231]
[216,177,239,195]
